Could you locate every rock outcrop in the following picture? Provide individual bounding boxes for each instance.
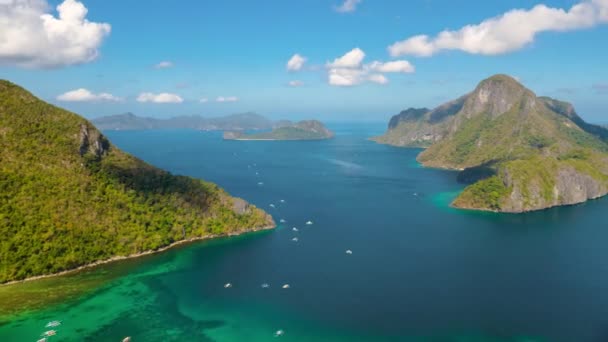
[374,74,608,213]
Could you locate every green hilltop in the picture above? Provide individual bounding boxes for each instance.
[224,120,334,140]
[0,80,274,284]
[374,74,608,213]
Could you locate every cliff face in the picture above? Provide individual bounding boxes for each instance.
[374,74,608,213]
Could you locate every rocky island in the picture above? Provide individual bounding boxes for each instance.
[224,120,334,140]
[373,74,608,213]
[0,80,274,284]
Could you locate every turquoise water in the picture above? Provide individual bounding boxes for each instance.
[3,123,608,341]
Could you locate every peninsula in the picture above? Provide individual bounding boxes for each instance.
[0,80,274,284]
[373,74,608,213]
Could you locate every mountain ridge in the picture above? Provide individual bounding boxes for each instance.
[374,74,608,213]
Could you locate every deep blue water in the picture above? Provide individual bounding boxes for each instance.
[4,123,608,341]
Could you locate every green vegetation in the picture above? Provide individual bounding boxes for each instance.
[0,80,273,283]
[453,176,510,211]
[225,120,334,140]
[375,74,608,212]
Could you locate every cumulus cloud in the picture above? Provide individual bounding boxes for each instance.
[326,48,414,86]
[216,96,238,103]
[57,88,121,102]
[327,48,366,68]
[0,0,111,68]
[155,61,173,69]
[137,92,183,104]
[335,0,362,13]
[389,0,608,57]
[287,54,307,71]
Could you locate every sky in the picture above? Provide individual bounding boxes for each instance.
[1,0,607,122]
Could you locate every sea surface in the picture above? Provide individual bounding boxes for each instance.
[3,123,608,341]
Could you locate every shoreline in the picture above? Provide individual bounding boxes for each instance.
[0,224,275,287]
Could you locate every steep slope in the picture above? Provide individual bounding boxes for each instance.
[224,120,334,140]
[0,80,274,283]
[375,75,608,212]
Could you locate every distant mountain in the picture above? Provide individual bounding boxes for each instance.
[373,74,608,213]
[92,112,274,131]
[0,80,273,283]
[224,120,334,141]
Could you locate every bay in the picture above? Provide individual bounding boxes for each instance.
[2,123,608,341]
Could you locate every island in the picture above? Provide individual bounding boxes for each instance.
[92,112,274,131]
[0,80,274,284]
[373,74,608,213]
[223,120,334,141]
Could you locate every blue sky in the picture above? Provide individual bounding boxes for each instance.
[1,0,607,122]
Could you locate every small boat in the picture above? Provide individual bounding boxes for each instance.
[275,329,284,337]
[292,227,298,232]
[306,221,313,225]
[224,283,233,288]
[280,199,285,203]
[45,320,61,328]
[41,330,56,337]
[279,219,286,223]
[291,237,298,242]
[123,337,131,342]
[257,182,264,186]
[282,284,290,289]
[346,250,353,255]
[37,339,47,342]
[261,283,270,288]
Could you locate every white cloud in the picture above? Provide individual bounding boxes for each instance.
[368,74,389,84]
[369,60,415,73]
[0,0,111,68]
[216,96,239,103]
[137,92,183,104]
[389,0,608,57]
[287,54,307,71]
[200,98,209,103]
[155,61,173,69]
[326,48,414,86]
[57,88,121,102]
[327,47,365,68]
[288,80,304,87]
[335,0,362,13]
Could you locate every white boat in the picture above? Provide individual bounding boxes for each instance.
[292,227,298,232]
[37,339,47,342]
[282,284,290,289]
[41,330,56,337]
[291,237,298,242]
[346,250,353,255]
[279,219,286,223]
[306,221,313,225]
[257,182,264,186]
[45,320,61,328]
[280,199,285,203]
[275,329,284,337]
[224,283,233,288]
[122,337,131,342]
[269,204,275,208]
[261,283,270,288]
